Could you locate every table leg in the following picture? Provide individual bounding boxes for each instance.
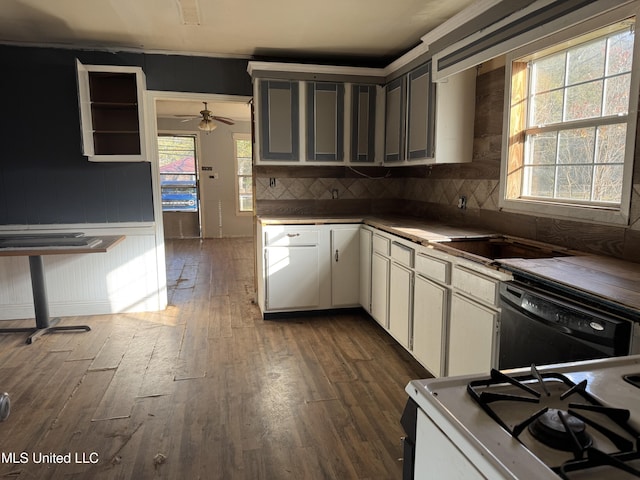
[0,255,91,344]
[29,255,51,329]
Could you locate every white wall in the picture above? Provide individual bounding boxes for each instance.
[156,117,253,238]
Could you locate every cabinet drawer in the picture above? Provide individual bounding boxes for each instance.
[264,227,319,246]
[391,242,414,267]
[372,234,390,255]
[452,265,499,305]
[415,253,450,284]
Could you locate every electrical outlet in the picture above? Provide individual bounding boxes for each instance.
[331,189,339,199]
[269,178,276,188]
[458,196,467,209]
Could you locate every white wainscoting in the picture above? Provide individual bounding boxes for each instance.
[0,223,167,321]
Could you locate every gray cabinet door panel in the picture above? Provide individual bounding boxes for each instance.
[260,80,299,161]
[351,84,376,163]
[407,62,435,160]
[384,76,405,163]
[306,82,344,162]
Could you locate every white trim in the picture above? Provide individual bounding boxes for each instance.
[498,2,640,227]
[247,61,385,79]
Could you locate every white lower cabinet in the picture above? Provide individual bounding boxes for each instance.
[389,262,413,349]
[447,292,499,377]
[331,226,360,307]
[258,222,360,315]
[413,274,448,377]
[359,227,373,313]
[371,252,390,327]
[265,245,320,310]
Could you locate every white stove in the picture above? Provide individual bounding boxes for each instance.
[405,355,640,479]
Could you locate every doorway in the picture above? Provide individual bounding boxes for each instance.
[148,91,253,240]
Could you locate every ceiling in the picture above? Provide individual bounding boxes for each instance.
[0,0,477,61]
[0,0,477,119]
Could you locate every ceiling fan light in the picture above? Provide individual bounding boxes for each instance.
[198,118,217,132]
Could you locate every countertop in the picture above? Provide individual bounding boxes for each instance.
[258,215,640,314]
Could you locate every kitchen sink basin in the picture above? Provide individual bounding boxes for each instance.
[432,236,572,261]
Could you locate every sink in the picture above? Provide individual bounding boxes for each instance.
[431,236,572,261]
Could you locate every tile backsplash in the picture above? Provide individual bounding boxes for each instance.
[256,176,501,211]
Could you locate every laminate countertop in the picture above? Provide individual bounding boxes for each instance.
[258,215,640,314]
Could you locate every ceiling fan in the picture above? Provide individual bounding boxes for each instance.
[177,102,235,132]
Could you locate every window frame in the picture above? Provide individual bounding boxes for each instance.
[233,133,253,215]
[157,133,199,213]
[499,2,640,226]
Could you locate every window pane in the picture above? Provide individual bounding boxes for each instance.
[239,195,253,212]
[564,81,603,121]
[528,132,557,165]
[237,157,252,175]
[238,176,252,194]
[523,165,555,198]
[593,164,623,202]
[236,139,252,158]
[596,123,626,164]
[158,136,196,174]
[558,128,595,165]
[531,90,563,125]
[604,74,630,116]
[607,29,634,76]
[556,165,592,200]
[532,53,566,92]
[567,39,605,85]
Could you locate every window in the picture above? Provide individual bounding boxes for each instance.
[234,134,253,213]
[501,8,638,225]
[157,135,198,212]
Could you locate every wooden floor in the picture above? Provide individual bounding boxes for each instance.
[0,238,429,479]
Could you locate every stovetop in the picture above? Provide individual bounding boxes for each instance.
[406,355,640,480]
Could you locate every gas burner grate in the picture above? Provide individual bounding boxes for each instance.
[467,365,640,477]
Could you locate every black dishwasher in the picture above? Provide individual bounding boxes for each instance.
[498,280,633,370]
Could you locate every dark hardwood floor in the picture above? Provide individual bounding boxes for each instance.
[0,238,429,479]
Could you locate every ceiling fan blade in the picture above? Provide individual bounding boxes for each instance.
[213,116,235,125]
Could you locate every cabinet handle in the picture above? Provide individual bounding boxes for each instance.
[286,233,300,237]
[335,249,339,262]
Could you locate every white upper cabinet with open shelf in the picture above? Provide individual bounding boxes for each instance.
[76,60,148,162]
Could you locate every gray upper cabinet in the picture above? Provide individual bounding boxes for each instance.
[259,80,300,161]
[407,62,435,160]
[350,84,376,163]
[384,61,435,165]
[306,82,344,162]
[384,76,405,163]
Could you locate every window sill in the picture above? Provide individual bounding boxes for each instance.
[498,197,630,226]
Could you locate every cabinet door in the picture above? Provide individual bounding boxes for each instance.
[448,292,498,376]
[259,80,300,161]
[331,226,360,307]
[371,252,390,328]
[413,275,448,377]
[359,228,372,312]
[351,84,376,163]
[389,262,412,349]
[307,82,344,162]
[384,76,405,163]
[265,245,319,310]
[76,60,147,162]
[407,62,435,160]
